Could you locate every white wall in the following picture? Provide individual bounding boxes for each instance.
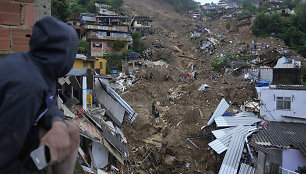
[260,88,306,124]
[282,149,306,174]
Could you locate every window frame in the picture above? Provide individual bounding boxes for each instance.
[276,97,291,111]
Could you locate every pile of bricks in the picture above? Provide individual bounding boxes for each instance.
[0,0,50,56]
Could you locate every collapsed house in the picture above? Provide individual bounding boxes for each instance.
[57,53,138,173]
[204,97,306,174]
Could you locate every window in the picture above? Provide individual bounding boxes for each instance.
[100,62,103,69]
[276,97,291,110]
[83,62,88,68]
[137,21,142,24]
[93,43,102,48]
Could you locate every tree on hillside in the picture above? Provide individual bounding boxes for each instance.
[252,4,306,57]
[132,32,146,54]
[51,0,72,21]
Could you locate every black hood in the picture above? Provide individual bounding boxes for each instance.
[29,16,78,80]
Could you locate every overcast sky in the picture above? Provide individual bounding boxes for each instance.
[195,0,220,5]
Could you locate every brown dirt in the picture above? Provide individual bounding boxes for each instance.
[119,0,297,173]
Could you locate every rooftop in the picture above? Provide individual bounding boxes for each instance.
[251,121,306,156]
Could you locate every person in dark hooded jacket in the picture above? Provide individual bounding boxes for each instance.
[0,16,80,173]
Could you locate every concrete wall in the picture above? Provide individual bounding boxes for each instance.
[0,0,50,56]
[91,40,128,57]
[282,149,306,174]
[260,88,306,123]
[94,58,107,74]
[73,59,93,69]
[243,68,273,82]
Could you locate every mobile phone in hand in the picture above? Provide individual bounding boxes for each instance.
[30,145,51,170]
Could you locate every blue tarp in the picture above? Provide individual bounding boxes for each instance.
[222,112,233,117]
[256,80,270,87]
[130,52,137,57]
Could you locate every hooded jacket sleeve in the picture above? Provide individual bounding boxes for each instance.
[0,92,40,174]
[38,96,65,130]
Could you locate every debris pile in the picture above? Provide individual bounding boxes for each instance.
[203,98,262,174]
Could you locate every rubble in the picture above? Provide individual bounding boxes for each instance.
[56,0,306,173]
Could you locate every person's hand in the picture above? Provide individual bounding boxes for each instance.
[40,121,79,162]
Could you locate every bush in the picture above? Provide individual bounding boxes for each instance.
[78,40,89,55]
[104,53,122,71]
[113,40,126,51]
[210,55,227,71]
[132,31,146,54]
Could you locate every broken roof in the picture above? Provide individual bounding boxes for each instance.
[214,116,262,127]
[273,85,306,91]
[209,125,256,154]
[218,132,245,174]
[251,121,306,156]
[238,163,256,174]
[206,98,229,126]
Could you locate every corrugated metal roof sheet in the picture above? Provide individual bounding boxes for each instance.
[235,112,257,117]
[251,122,306,156]
[209,126,256,154]
[215,116,262,127]
[248,141,279,156]
[98,79,138,123]
[212,127,235,139]
[274,85,306,90]
[238,163,255,174]
[67,68,87,76]
[207,98,229,126]
[218,132,245,174]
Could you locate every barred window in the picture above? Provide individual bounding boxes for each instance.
[276,97,291,110]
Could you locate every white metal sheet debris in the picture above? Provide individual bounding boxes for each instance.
[207,98,230,126]
[238,163,256,174]
[215,116,262,127]
[235,112,257,117]
[198,84,209,91]
[209,126,256,154]
[97,78,138,123]
[95,80,125,126]
[218,132,245,174]
[211,127,235,139]
[92,142,109,169]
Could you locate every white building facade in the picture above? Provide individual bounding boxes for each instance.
[260,86,306,124]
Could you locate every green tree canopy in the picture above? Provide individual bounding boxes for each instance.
[51,0,72,21]
[252,4,306,57]
[113,40,126,51]
[132,32,146,54]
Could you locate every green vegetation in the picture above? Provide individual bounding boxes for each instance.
[104,53,122,72]
[78,40,90,55]
[238,0,256,17]
[281,0,298,10]
[112,40,126,52]
[161,0,200,13]
[131,31,146,54]
[210,55,227,71]
[226,23,231,30]
[51,0,72,21]
[252,3,306,57]
[210,52,250,71]
[52,0,124,21]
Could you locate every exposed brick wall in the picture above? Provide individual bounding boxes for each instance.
[0,0,50,56]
